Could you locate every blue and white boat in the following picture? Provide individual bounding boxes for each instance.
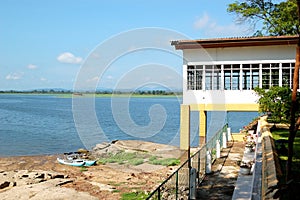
[57,157,85,167]
[57,152,97,167]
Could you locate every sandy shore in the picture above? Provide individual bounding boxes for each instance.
[0,140,184,200]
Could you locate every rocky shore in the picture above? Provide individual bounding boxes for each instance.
[0,140,184,200]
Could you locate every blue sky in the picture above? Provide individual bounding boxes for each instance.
[0,0,252,91]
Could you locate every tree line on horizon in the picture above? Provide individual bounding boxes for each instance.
[0,89,182,95]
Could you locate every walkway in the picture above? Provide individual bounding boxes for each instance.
[196,135,245,199]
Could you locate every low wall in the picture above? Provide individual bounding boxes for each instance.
[260,118,282,199]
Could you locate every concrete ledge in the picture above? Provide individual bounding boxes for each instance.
[261,131,282,199]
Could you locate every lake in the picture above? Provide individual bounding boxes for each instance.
[0,94,259,156]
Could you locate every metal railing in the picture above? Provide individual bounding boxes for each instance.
[147,124,228,200]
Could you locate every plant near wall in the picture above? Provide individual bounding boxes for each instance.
[254,86,293,123]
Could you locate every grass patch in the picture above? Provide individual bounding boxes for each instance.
[80,166,88,172]
[271,128,300,199]
[97,151,146,166]
[97,151,180,167]
[121,191,148,200]
[272,129,300,161]
[148,156,180,166]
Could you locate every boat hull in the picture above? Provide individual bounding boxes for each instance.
[57,158,85,167]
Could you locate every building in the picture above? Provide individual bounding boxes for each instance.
[171,35,298,150]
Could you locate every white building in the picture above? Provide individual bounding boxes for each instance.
[171,35,298,149]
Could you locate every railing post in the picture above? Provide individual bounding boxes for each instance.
[189,168,197,200]
[176,171,178,200]
[227,127,232,141]
[206,150,212,174]
[223,132,227,148]
[158,187,161,200]
[216,139,221,158]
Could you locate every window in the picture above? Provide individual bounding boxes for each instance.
[251,64,259,89]
[262,64,270,89]
[187,65,203,90]
[204,65,221,90]
[282,63,292,88]
[271,63,279,87]
[224,64,240,90]
[224,65,231,90]
[187,66,195,90]
[213,65,221,90]
[242,64,251,90]
[187,62,295,91]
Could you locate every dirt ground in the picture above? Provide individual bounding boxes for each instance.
[0,139,246,200]
[0,140,183,200]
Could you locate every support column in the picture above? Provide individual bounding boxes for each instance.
[199,110,207,147]
[179,105,190,186]
[180,105,190,162]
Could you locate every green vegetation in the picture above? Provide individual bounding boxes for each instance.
[149,156,180,166]
[121,191,149,200]
[97,151,180,167]
[0,89,182,98]
[80,166,88,172]
[254,86,300,180]
[97,151,146,165]
[272,129,300,162]
[254,86,293,124]
[271,128,300,198]
[227,0,299,36]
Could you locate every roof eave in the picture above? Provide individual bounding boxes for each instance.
[171,35,299,50]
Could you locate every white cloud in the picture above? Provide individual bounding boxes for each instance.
[40,77,47,81]
[193,13,250,37]
[57,52,83,64]
[6,72,24,80]
[194,12,210,29]
[27,64,37,70]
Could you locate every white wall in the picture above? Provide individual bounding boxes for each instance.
[183,45,296,64]
[183,90,259,105]
[181,44,296,105]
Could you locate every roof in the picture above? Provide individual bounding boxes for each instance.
[171,35,299,49]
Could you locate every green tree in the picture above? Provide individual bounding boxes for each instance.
[254,86,293,123]
[227,0,299,36]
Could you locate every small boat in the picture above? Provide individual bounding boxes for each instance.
[58,152,97,167]
[57,157,85,167]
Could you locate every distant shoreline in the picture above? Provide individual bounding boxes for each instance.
[0,92,182,98]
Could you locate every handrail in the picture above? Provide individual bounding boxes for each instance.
[147,123,228,200]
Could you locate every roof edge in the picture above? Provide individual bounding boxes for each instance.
[171,35,299,49]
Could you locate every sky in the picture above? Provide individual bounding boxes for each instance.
[0,0,253,91]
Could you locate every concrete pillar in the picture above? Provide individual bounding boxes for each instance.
[180,105,190,164]
[216,140,221,158]
[180,105,190,151]
[227,127,232,141]
[223,132,227,148]
[199,110,206,147]
[179,105,190,186]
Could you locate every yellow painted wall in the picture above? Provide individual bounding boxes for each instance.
[189,103,259,111]
[180,105,190,150]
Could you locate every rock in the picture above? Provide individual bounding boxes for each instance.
[52,174,65,179]
[0,180,98,200]
[0,181,10,189]
[77,148,89,154]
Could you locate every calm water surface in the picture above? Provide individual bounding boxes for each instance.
[0,94,258,156]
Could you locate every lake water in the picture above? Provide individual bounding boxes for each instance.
[0,94,259,156]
